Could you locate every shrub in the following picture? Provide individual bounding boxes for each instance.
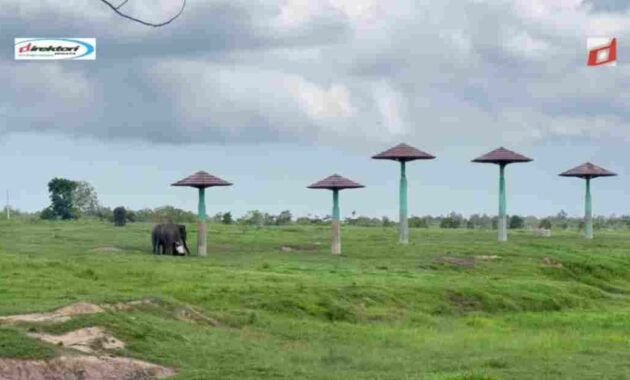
[222,212,233,225]
[539,219,552,229]
[509,215,525,229]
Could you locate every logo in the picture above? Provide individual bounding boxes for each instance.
[15,38,96,60]
[587,37,616,66]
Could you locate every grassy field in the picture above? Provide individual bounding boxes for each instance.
[1,220,630,379]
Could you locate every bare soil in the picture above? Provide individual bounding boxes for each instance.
[0,356,174,380]
[28,327,124,354]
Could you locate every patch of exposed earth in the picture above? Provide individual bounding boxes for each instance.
[28,327,124,354]
[0,303,104,324]
[0,356,174,380]
[0,300,177,379]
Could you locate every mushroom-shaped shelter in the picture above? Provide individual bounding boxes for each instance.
[559,162,617,240]
[372,143,435,244]
[172,171,232,256]
[472,147,533,242]
[308,174,364,254]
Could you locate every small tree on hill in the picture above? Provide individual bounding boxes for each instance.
[222,212,233,225]
[440,212,463,229]
[43,178,80,220]
[74,181,101,217]
[539,219,552,230]
[113,207,127,226]
[276,210,292,225]
[509,215,525,229]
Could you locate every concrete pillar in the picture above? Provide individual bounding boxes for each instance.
[498,163,507,242]
[197,187,207,256]
[399,161,409,244]
[585,177,593,240]
[332,189,341,255]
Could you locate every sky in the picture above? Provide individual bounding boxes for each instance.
[1,0,629,218]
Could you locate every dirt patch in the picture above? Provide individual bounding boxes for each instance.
[435,256,476,268]
[447,292,483,312]
[0,300,161,325]
[104,299,156,312]
[0,356,174,380]
[280,244,320,252]
[475,255,501,261]
[542,257,563,268]
[0,303,104,325]
[29,327,124,355]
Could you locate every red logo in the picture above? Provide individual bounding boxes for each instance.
[18,43,32,53]
[587,38,617,66]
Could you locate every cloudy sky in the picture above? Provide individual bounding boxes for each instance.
[1,0,629,218]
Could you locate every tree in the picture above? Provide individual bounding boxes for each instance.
[113,206,127,226]
[440,212,463,229]
[539,219,552,230]
[221,212,233,225]
[276,210,292,225]
[74,181,101,217]
[509,215,525,229]
[97,0,186,27]
[44,178,79,220]
[409,216,429,228]
[239,210,264,227]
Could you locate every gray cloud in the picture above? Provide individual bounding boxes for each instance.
[2,0,630,150]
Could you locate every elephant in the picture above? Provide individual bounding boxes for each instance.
[152,223,190,255]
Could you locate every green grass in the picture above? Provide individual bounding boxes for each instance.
[2,220,630,379]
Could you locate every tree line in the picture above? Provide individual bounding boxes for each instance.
[4,178,630,231]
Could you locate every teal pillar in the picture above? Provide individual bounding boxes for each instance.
[585,177,593,240]
[399,161,409,244]
[498,163,507,242]
[197,187,208,256]
[198,188,207,220]
[332,189,341,254]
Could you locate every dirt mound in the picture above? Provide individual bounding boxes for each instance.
[0,356,174,380]
[0,300,160,325]
[0,303,104,324]
[104,299,156,312]
[29,327,124,354]
[474,255,501,261]
[542,257,563,268]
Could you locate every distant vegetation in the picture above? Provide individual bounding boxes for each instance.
[4,177,630,230]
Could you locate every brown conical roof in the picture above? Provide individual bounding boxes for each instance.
[372,143,435,162]
[171,171,233,188]
[559,162,617,179]
[307,174,365,190]
[472,147,533,164]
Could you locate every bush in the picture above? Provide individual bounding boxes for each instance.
[539,219,552,229]
[113,207,127,226]
[509,215,525,229]
[222,212,233,225]
[409,216,429,228]
[440,213,463,229]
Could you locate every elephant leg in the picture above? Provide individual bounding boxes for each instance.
[165,240,174,255]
